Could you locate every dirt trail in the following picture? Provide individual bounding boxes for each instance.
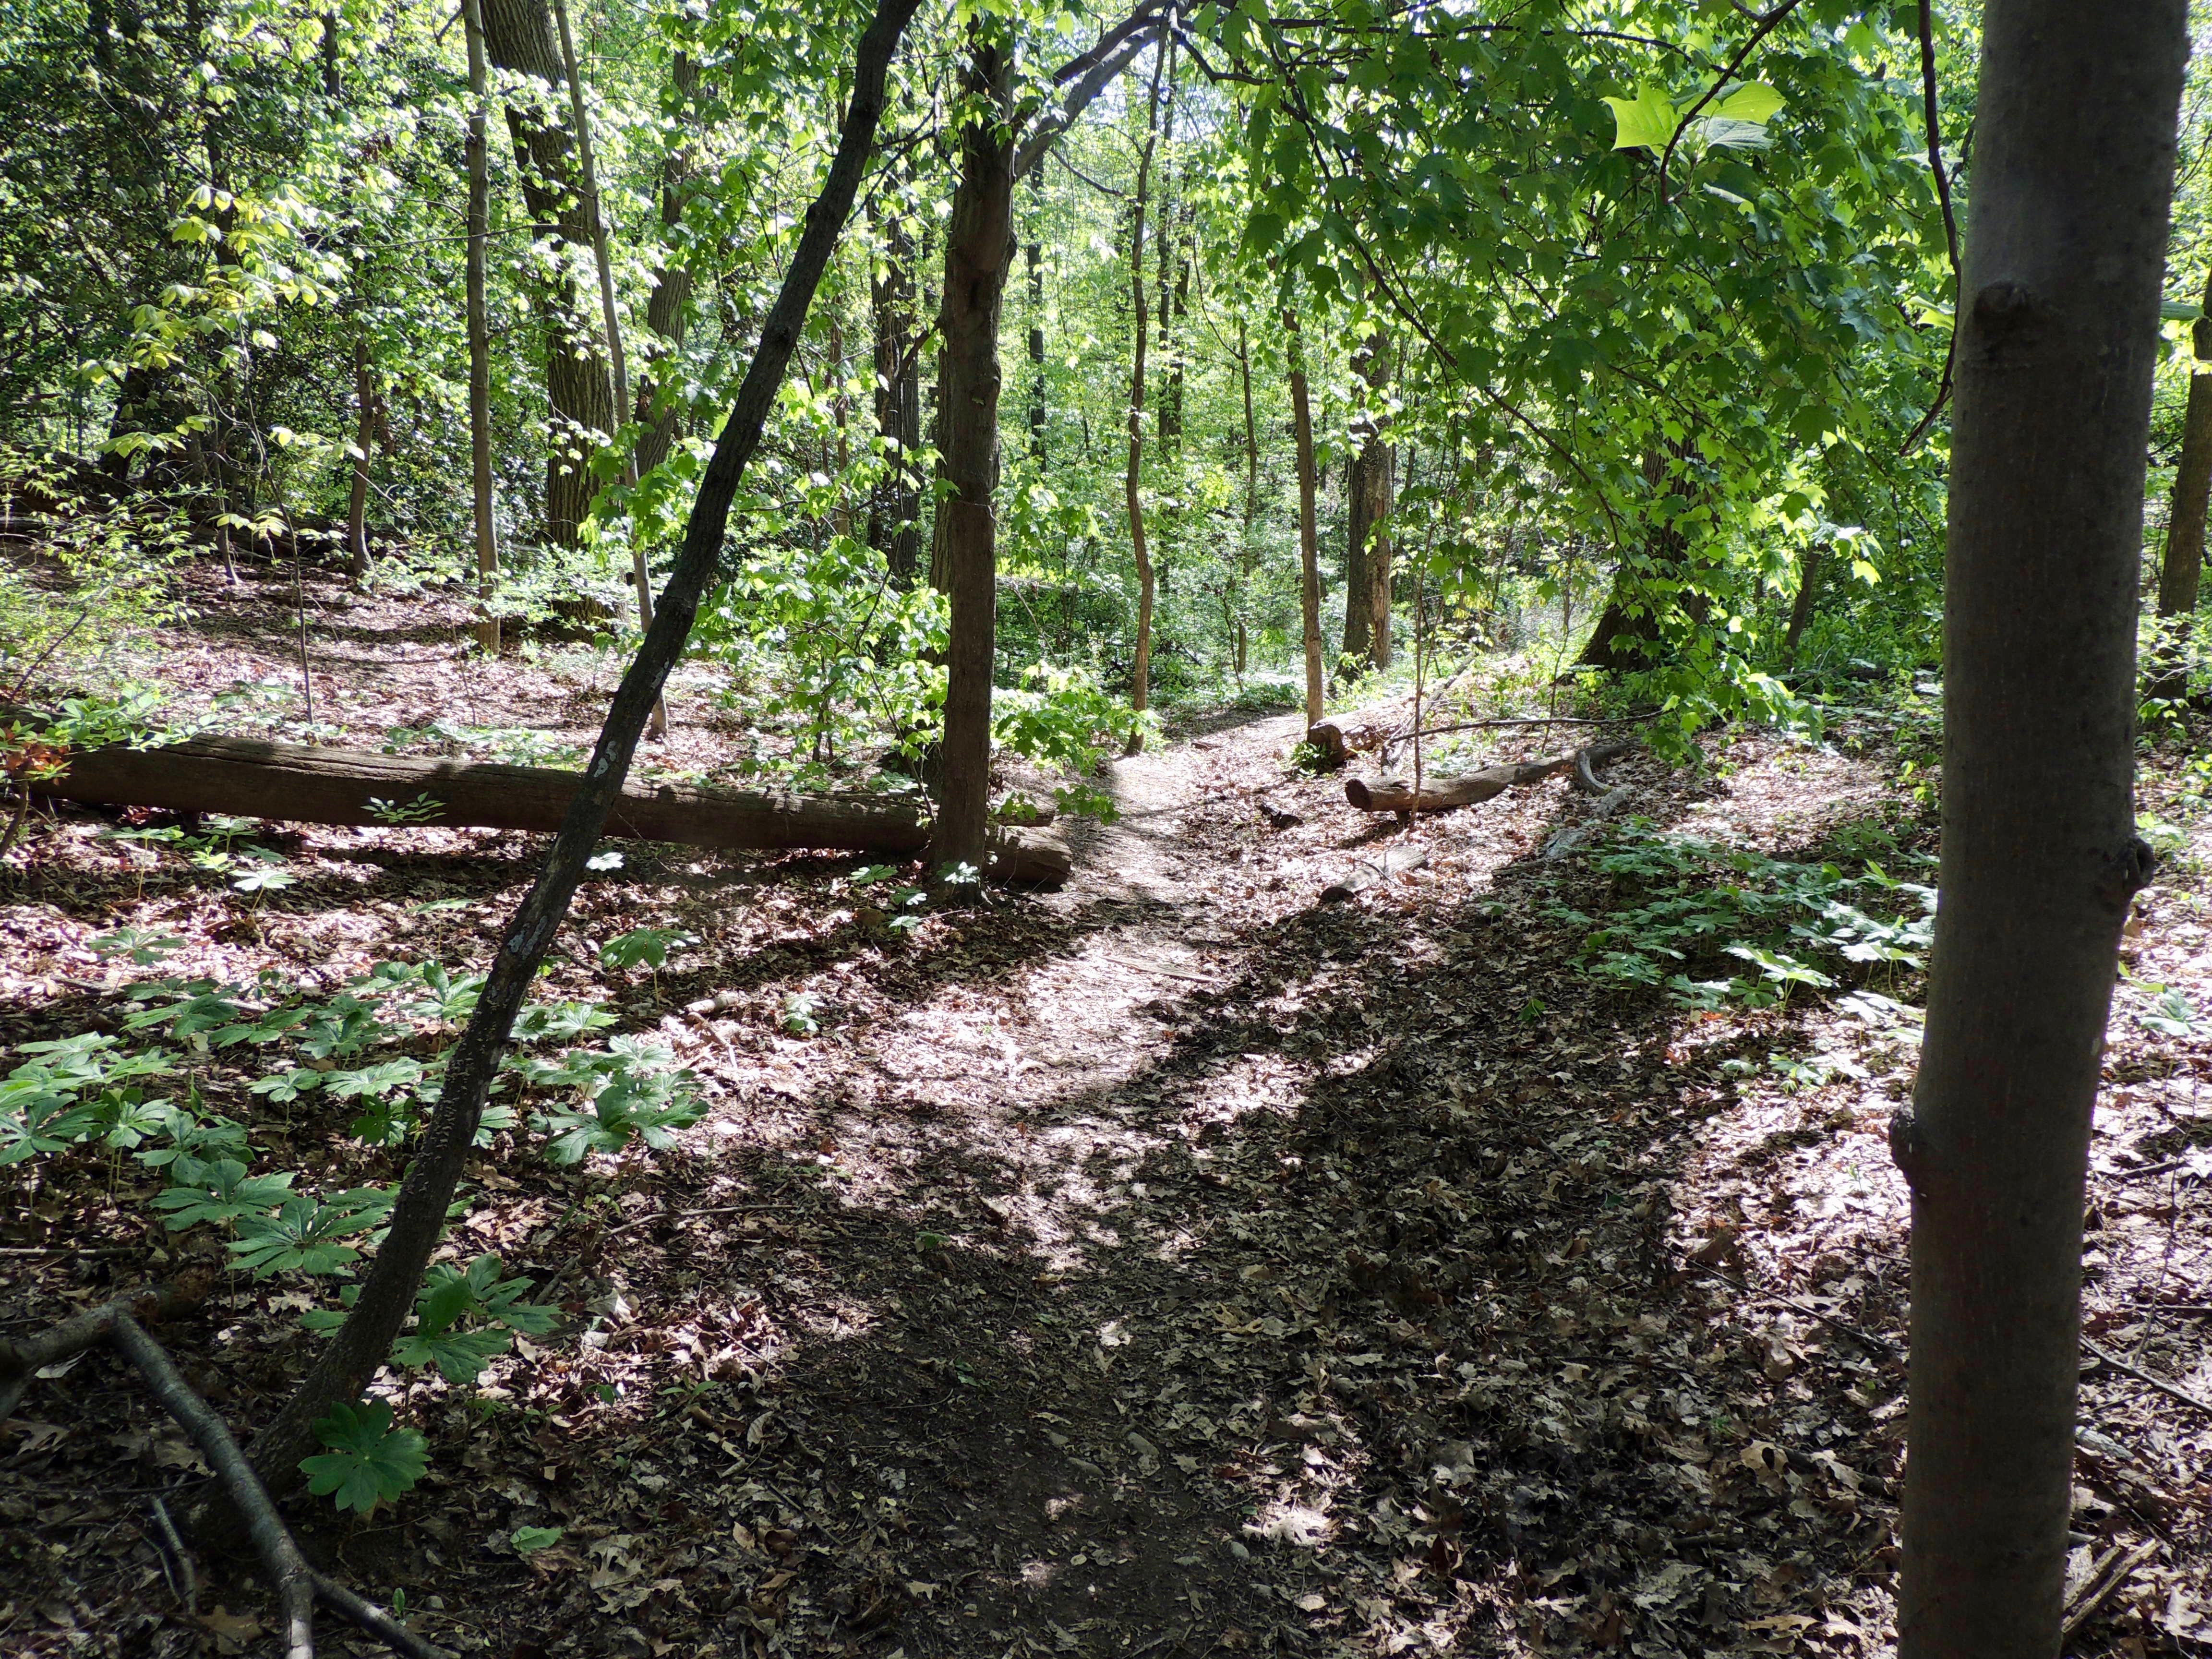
[10,586,2210,1659]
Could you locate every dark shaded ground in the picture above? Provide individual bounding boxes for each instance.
[4,574,2210,1658]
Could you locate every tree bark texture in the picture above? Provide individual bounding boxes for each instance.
[1123,40,1166,738]
[1286,310,1324,729]
[2158,287,2212,620]
[23,724,1066,881]
[227,0,926,1505]
[869,205,924,585]
[345,331,378,582]
[481,0,615,548]
[1577,445,1706,671]
[1893,6,2185,1656]
[1782,544,1822,662]
[463,0,500,655]
[926,23,1015,872]
[631,53,698,481]
[1342,332,1393,669]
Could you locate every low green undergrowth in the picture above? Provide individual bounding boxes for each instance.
[2,950,703,1513]
[1543,819,1936,1018]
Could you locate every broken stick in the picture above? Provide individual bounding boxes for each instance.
[1346,741,1636,816]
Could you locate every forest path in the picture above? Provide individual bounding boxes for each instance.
[15,632,2092,1659]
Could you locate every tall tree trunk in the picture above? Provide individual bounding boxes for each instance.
[1577,443,1705,671]
[1027,167,1046,459]
[481,0,615,549]
[631,51,697,481]
[1234,310,1258,679]
[1781,544,1822,662]
[231,0,923,1510]
[553,0,668,737]
[1162,209,1190,455]
[463,0,500,655]
[2158,275,2212,620]
[926,22,1016,873]
[1124,40,1166,747]
[345,330,378,583]
[1893,5,2185,1655]
[1343,330,1393,671]
[869,204,923,585]
[1286,308,1323,729]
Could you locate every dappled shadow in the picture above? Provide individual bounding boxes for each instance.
[0,731,1927,1659]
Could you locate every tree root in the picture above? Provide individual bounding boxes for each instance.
[2,1290,448,1659]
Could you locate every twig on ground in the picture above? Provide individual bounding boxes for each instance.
[0,1284,184,1425]
[8,1293,451,1659]
[1685,1262,1901,1361]
[107,1312,317,1659]
[148,1494,197,1613]
[604,1201,807,1239]
[2083,1338,2212,1422]
[2060,1539,2160,1645]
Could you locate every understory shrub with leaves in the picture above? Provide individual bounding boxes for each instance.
[1,948,699,1511]
[1543,820,1935,1016]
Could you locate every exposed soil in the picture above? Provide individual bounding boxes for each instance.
[3,565,2209,1659]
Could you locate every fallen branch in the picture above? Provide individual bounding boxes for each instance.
[1320,844,1427,902]
[2060,1539,2160,1645]
[4,1292,446,1657]
[0,1283,187,1424]
[1685,1262,1902,1362]
[1346,742,1637,816]
[2083,1337,2212,1421]
[11,711,1068,883]
[1305,696,1652,769]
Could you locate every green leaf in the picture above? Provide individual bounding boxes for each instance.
[1603,85,1676,152]
[393,1326,510,1383]
[153,1159,296,1231]
[301,1400,427,1515]
[1713,83,1784,125]
[228,1194,380,1277]
[512,1526,565,1556]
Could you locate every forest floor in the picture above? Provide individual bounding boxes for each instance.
[3,555,2211,1659]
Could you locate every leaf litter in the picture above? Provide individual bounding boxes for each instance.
[0,579,2209,1656]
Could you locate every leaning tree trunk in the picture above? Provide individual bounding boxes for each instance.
[1287,309,1324,729]
[1781,544,1822,663]
[925,22,1016,874]
[230,0,925,1509]
[2157,270,2212,622]
[1344,330,1394,671]
[1892,5,2186,1656]
[1123,40,1166,748]
[481,0,616,549]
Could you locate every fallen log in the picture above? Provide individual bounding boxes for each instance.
[1346,741,1636,815]
[1320,843,1428,902]
[1305,705,1401,769]
[18,720,1071,884]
